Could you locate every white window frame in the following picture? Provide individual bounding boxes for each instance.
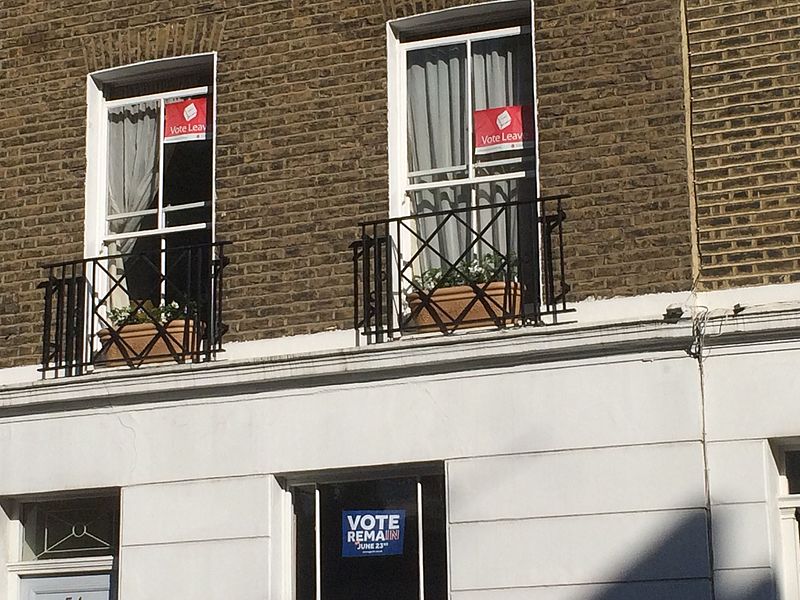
[84,53,218,261]
[102,85,212,247]
[400,26,534,195]
[83,54,218,337]
[385,1,541,327]
[387,1,539,221]
[397,26,535,286]
[4,495,118,600]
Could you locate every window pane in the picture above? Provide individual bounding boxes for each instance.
[408,185,471,281]
[472,34,535,167]
[787,451,800,494]
[105,70,212,101]
[421,475,447,600]
[293,486,317,600]
[474,153,535,178]
[106,101,160,233]
[108,213,157,236]
[163,139,213,217]
[407,180,535,298]
[164,230,212,315]
[104,235,162,317]
[165,206,211,228]
[408,168,468,186]
[474,178,521,264]
[22,497,118,561]
[472,34,532,111]
[407,44,467,178]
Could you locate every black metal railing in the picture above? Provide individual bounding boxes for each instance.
[352,196,569,344]
[40,241,229,378]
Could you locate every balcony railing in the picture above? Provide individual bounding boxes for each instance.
[351,196,569,344]
[40,241,229,378]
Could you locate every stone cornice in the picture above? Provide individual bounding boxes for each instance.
[2,307,799,417]
[0,318,692,416]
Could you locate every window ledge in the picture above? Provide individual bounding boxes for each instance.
[8,555,114,575]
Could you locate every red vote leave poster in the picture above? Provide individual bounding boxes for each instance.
[473,105,534,154]
[164,96,210,143]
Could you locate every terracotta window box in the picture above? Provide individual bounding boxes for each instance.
[406,281,521,332]
[96,319,199,366]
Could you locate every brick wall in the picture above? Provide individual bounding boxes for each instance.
[535,0,694,299]
[686,0,800,289]
[0,0,694,368]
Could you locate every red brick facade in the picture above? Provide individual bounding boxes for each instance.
[686,0,800,289]
[536,0,694,298]
[5,0,788,368]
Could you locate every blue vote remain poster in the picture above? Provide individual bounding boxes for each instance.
[341,510,405,557]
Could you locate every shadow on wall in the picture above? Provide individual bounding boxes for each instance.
[454,506,779,600]
[580,511,776,600]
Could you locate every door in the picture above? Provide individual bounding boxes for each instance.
[20,574,110,600]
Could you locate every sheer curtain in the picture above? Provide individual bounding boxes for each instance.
[106,101,159,253]
[407,45,465,180]
[407,44,468,275]
[473,36,530,109]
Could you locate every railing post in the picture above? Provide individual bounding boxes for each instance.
[384,224,394,340]
[532,198,542,324]
[503,200,512,326]
[372,223,384,344]
[214,243,224,353]
[90,256,98,371]
[350,238,363,347]
[543,201,557,322]
[194,243,202,363]
[40,271,54,378]
[521,195,542,325]
[75,266,86,376]
[360,230,373,344]
[64,263,77,376]
[53,267,65,373]
[208,243,217,360]
[557,197,568,313]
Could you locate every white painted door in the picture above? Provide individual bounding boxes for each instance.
[20,574,110,600]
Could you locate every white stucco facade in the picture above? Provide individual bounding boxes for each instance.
[2,291,800,600]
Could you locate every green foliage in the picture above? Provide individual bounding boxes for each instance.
[412,253,516,293]
[107,300,187,327]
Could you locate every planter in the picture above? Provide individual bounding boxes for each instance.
[96,319,199,366]
[406,281,521,331]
